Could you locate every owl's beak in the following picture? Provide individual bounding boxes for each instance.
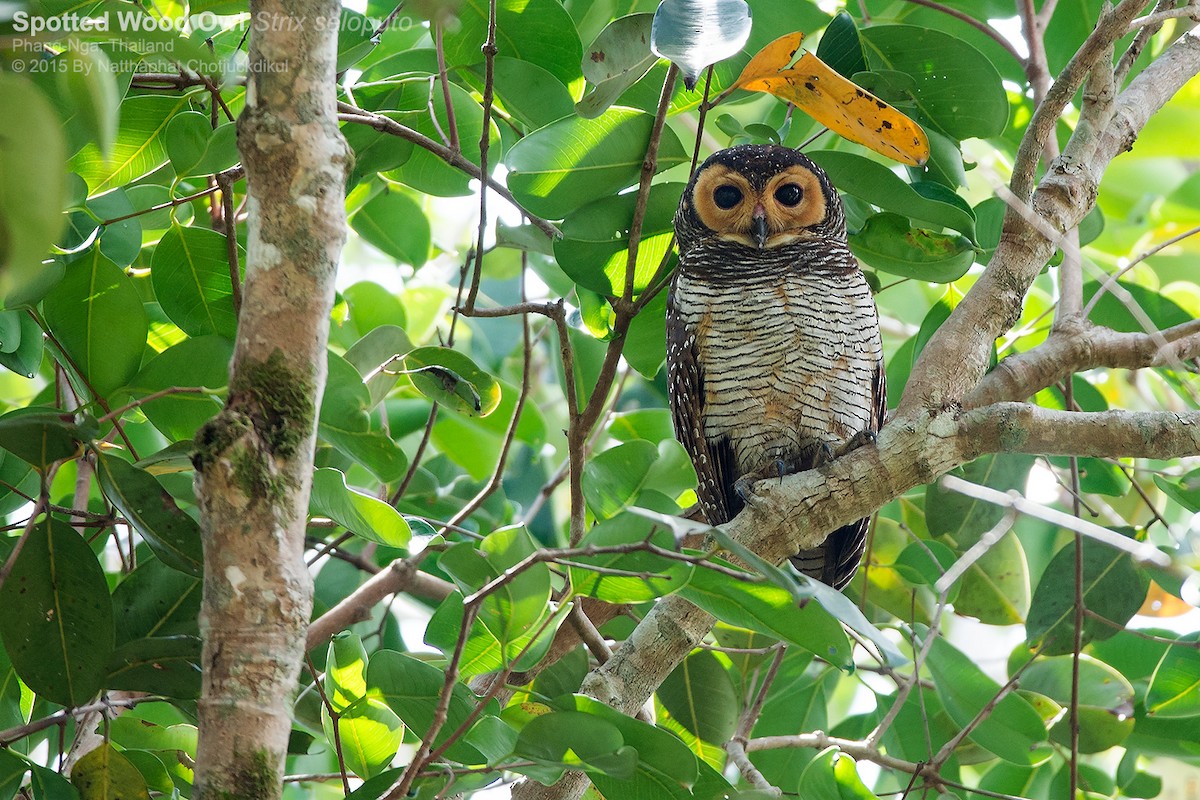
[751,206,769,249]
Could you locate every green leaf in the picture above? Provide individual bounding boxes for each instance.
[319,351,409,482]
[343,115,415,184]
[111,557,202,644]
[402,346,501,417]
[70,94,190,195]
[325,696,406,779]
[386,82,502,197]
[650,0,751,90]
[952,530,1030,625]
[809,150,975,237]
[1025,534,1149,655]
[927,454,1034,549]
[849,212,975,282]
[0,406,95,471]
[926,634,1051,764]
[514,711,634,781]
[87,189,142,268]
[430,376,547,480]
[127,336,232,441]
[816,13,868,79]
[554,182,682,297]
[427,592,566,681]
[42,251,148,398]
[556,695,699,797]
[0,516,115,707]
[859,25,1008,140]
[0,311,43,378]
[444,0,582,90]
[679,566,852,667]
[151,224,240,339]
[1084,279,1193,333]
[505,108,689,219]
[1146,634,1200,717]
[489,57,576,130]
[0,75,68,303]
[577,14,660,119]
[310,468,411,549]
[581,440,659,518]
[658,650,738,745]
[568,513,692,603]
[799,747,880,800]
[342,282,408,338]
[56,45,120,160]
[343,324,413,407]
[104,635,202,700]
[164,113,239,178]
[369,649,495,764]
[325,632,370,713]
[337,9,376,72]
[0,749,28,800]
[351,188,431,267]
[70,744,150,800]
[1022,654,1134,752]
[95,453,204,576]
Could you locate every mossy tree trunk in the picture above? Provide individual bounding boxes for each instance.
[191,0,348,795]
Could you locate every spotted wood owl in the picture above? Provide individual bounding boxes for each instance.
[666,144,885,589]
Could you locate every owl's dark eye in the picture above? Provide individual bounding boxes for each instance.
[774,183,804,207]
[713,185,743,209]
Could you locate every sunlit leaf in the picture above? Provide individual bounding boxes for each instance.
[733,32,928,165]
[1147,634,1200,717]
[71,744,150,800]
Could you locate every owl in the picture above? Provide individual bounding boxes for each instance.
[666,144,885,589]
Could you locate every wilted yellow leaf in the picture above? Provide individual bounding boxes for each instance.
[732,32,930,166]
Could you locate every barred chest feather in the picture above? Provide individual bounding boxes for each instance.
[670,265,881,477]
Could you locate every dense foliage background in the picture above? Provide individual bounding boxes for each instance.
[1,0,1199,797]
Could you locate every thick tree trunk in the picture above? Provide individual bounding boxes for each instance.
[191,0,347,795]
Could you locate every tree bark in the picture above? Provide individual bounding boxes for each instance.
[191,0,348,795]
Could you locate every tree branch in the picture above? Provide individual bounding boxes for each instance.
[897,29,1200,416]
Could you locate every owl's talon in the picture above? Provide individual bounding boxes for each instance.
[833,429,878,459]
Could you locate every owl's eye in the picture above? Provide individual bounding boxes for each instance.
[774,183,804,207]
[713,185,743,209]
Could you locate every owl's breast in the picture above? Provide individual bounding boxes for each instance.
[673,266,880,473]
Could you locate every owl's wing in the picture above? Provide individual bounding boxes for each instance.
[792,353,886,589]
[666,293,739,526]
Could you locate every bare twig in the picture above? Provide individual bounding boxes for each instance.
[936,474,1168,567]
[337,104,561,239]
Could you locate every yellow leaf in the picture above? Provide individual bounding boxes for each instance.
[732,32,930,166]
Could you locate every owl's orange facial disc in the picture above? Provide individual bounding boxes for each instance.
[691,165,758,246]
[760,166,827,242]
[691,163,828,248]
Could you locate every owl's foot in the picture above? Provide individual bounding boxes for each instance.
[833,429,878,459]
[733,458,789,511]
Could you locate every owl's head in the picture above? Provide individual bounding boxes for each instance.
[676,145,845,252]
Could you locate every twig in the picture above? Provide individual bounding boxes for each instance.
[217,170,243,314]
[440,255,533,532]
[1082,223,1200,316]
[936,474,1169,567]
[900,0,1024,65]
[1129,2,1200,28]
[464,0,498,312]
[304,654,352,795]
[337,104,561,239]
[433,24,459,152]
[98,387,211,424]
